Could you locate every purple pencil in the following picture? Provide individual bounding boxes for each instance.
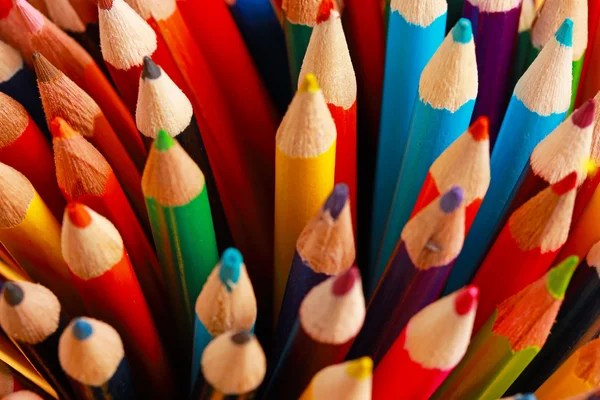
[463,0,480,33]
[347,187,466,366]
[467,0,522,143]
[273,183,355,358]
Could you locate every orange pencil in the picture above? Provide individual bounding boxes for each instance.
[61,203,175,399]
[299,0,357,228]
[471,172,578,333]
[50,117,168,330]
[31,52,147,225]
[0,0,147,167]
[0,92,64,220]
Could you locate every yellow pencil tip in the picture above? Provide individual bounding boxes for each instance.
[299,73,320,93]
[346,357,373,380]
[585,158,598,177]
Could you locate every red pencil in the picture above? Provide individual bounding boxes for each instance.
[61,203,175,399]
[0,92,64,220]
[576,0,600,106]
[373,286,478,400]
[410,117,491,232]
[300,0,357,228]
[471,172,578,332]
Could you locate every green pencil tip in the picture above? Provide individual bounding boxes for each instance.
[547,256,579,299]
[154,129,175,151]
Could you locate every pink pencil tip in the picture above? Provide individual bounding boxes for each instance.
[316,0,335,23]
[332,266,360,296]
[15,0,44,33]
[552,171,578,195]
[454,286,478,315]
[572,99,596,128]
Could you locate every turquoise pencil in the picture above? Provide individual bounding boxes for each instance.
[370,18,478,292]
[443,19,573,295]
[370,0,447,278]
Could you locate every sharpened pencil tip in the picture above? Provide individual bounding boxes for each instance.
[332,266,359,296]
[316,0,334,23]
[98,0,114,10]
[323,184,349,219]
[455,285,478,315]
[66,203,92,228]
[72,319,93,341]
[142,56,161,80]
[2,282,23,307]
[440,187,464,213]
[514,394,536,400]
[154,130,175,151]
[231,331,252,345]
[554,18,574,47]
[50,117,78,139]
[32,52,60,82]
[452,18,472,44]
[219,248,242,290]
[469,117,489,141]
[299,74,320,94]
[346,357,373,380]
[552,172,578,195]
[572,99,596,128]
[547,256,578,299]
[15,0,44,33]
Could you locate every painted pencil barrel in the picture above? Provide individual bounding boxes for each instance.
[284,20,312,87]
[572,54,586,113]
[462,0,479,34]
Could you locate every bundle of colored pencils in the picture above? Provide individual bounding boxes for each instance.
[2,0,600,398]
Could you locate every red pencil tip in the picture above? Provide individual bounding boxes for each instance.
[455,285,478,315]
[0,0,14,20]
[15,0,44,33]
[332,266,360,296]
[316,0,335,23]
[572,99,596,128]
[552,171,578,195]
[66,203,92,228]
[469,117,489,141]
[50,117,78,140]
[98,0,114,10]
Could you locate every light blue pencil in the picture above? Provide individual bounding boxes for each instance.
[190,248,257,388]
[370,0,447,280]
[370,18,478,293]
[443,19,574,295]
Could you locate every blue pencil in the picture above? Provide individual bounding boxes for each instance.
[191,248,257,388]
[58,317,137,400]
[370,0,447,279]
[370,18,478,292]
[443,18,574,295]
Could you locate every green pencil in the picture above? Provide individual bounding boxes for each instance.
[142,130,219,350]
[509,0,535,90]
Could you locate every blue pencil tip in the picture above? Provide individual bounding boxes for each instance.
[452,18,472,44]
[72,319,93,341]
[2,282,23,307]
[440,187,464,213]
[219,248,242,291]
[323,184,349,219]
[555,18,574,47]
[515,394,536,400]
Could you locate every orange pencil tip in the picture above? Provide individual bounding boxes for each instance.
[317,0,335,23]
[469,117,489,141]
[66,203,92,228]
[455,285,478,315]
[50,117,79,140]
[552,171,578,195]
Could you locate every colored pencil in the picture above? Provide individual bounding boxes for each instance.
[274,74,336,316]
[462,0,479,38]
[136,56,232,251]
[0,40,49,138]
[507,99,594,215]
[32,52,147,225]
[0,361,26,397]
[578,21,600,107]
[467,0,522,140]
[265,267,366,400]
[373,286,478,400]
[529,0,588,113]
[0,163,80,312]
[192,331,266,400]
[565,388,600,400]
[410,117,490,231]
[431,258,577,400]
[349,187,466,364]
[510,241,600,394]
[61,203,175,399]
[502,395,537,400]
[510,0,536,90]
[535,337,600,399]
[58,317,136,400]
[281,0,319,86]
[371,18,477,289]
[575,0,600,108]
[191,248,257,388]
[372,0,447,267]
[444,19,573,295]
[0,92,65,220]
[471,175,578,332]
[2,392,43,400]
[50,117,168,330]
[142,129,219,350]
[0,0,147,167]
[299,2,357,227]
[299,357,373,400]
[274,183,355,357]
[0,255,26,283]
[0,282,74,400]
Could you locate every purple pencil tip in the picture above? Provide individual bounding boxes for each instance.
[323,183,349,219]
[572,99,596,128]
[440,187,464,213]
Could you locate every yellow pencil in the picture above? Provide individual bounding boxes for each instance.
[274,73,336,317]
